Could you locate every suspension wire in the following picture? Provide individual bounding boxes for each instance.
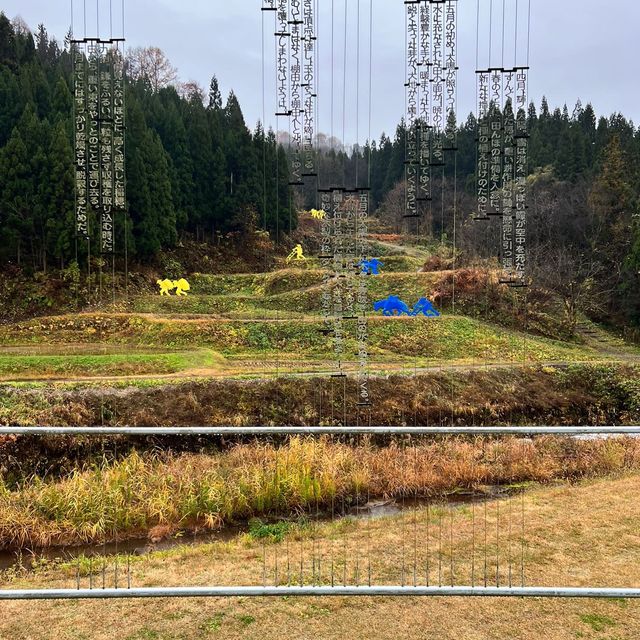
[275,444,280,585]
[101,441,107,590]
[524,0,532,588]
[471,437,476,586]
[331,0,335,158]
[521,434,526,586]
[341,0,348,188]
[367,435,372,586]
[275,15,282,371]
[495,443,500,587]
[515,0,519,63]
[297,438,304,584]
[285,443,291,586]
[403,4,407,235]
[121,0,128,300]
[400,438,406,586]
[84,0,91,300]
[354,441,360,586]
[330,434,336,587]
[309,437,315,585]
[262,444,267,586]
[316,437,322,584]
[413,443,418,587]
[288,72,293,237]
[355,0,360,188]
[488,0,493,66]
[275,32,280,243]
[262,7,267,236]
[450,0,459,431]
[111,0,116,310]
[438,489,443,586]
[483,443,488,586]
[501,0,506,68]
[450,464,455,586]
[526,0,532,65]
[343,374,347,426]
[367,0,373,191]
[508,459,513,588]
[363,0,373,552]
[71,0,78,309]
[315,0,321,201]
[342,492,347,585]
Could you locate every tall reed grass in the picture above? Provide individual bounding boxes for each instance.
[1,436,639,549]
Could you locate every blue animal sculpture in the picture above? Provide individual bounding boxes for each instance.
[359,258,384,276]
[410,297,441,317]
[373,295,411,316]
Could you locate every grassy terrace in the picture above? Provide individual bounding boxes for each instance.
[0,314,607,374]
[1,262,636,381]
[0,351,223,381]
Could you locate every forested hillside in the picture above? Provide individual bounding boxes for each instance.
[0,13,293,269]
[0,13,639,325]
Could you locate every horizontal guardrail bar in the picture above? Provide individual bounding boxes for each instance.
[0,426,639,436]
[1,586,639,600]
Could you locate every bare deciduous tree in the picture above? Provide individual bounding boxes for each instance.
[11,15,30,35]
[176,80,205,104]
[125,46,178,92]
[530,247,605,334]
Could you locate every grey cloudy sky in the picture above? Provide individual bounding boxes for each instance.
[7,0,640,142]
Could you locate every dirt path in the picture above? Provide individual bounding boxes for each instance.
[372,239,430,259]
[2,358,636,385]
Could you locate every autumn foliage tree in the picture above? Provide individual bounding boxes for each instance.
[125,46,178,92]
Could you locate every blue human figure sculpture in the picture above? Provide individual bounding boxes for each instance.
[410,297,441,317]
[359,258,384,276]
[373,295,411,316]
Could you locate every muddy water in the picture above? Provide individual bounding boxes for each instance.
[0,486,511,573]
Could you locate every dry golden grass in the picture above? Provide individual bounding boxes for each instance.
[1,475,640,639]
[2,436,640,549]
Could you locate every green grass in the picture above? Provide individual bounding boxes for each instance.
[130,270,442,318]
[0,350,223,379]
[371,255,426,272]
[104,266,597,344]
[125,628,161,640]
[236,614,256,627]
[0,314,603,365]
[248,518,296,543]
[1,263,636,383]
[200,613,225,633]
[190,269,326,296]
[579,613,617,632]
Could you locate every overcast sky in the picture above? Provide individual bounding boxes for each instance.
[6,0,640,142]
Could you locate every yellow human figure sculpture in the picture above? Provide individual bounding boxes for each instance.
[173,278,191,296]
[157,279,175,296]
[286,244,307,263]
[310,208,326,220]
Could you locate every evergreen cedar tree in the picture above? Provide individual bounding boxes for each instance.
[0,13,638,322]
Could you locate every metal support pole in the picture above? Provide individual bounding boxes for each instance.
[2,586,640,600]
[1,426,640,436]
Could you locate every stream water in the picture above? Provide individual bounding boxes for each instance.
[0,486,511,573]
